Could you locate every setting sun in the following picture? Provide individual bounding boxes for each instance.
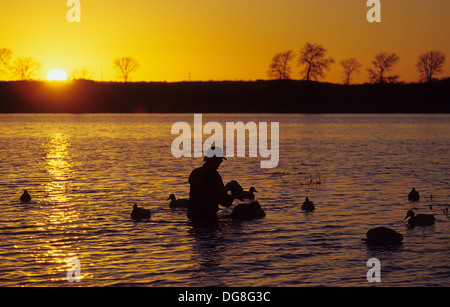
[47,69,68,82]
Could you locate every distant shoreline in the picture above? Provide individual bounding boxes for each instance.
[0,79,449,113]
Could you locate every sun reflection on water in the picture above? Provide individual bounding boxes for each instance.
[44,132,72,204]
[29,132,85,283]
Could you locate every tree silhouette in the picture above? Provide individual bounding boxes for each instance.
[416,51,446,82]
[0,48,13,78]
[298,43,334,81]
[113,57,139,82]
[71,67,93,80]
[340,58,361,85]
[367,52,399,84]
[267,50,295,80]
[12,56,42,80]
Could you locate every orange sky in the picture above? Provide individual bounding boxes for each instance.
[1,0,449,83]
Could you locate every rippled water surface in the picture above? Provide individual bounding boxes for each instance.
[0,114,449,287]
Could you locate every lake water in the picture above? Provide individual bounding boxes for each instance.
[0,113,449,287]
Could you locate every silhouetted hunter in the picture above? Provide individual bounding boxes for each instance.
[187,146,233,224]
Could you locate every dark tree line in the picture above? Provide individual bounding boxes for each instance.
[0,45,446,84]
[0,47,140,82]
[268,43,446,85]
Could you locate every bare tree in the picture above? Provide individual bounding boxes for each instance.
[12,56,42,80]
[340,58,361,85]
[113,57,139,82]
[298,43,334,81]
[71,67,93,80]
[367,52,399,84]
[416,51,446,82]
[267,50,295,80]
[0,48,13,78]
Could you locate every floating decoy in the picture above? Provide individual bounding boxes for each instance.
[130,204,151,220]
[231,201,266,220]
[408,187,420,202]
[404,210,435,226]
[301,197,315,211]
[363,227,403,245]
[167,194,190,209]
[242,187,258,200]
[20,190,32,203]
[225,180,244,201]
[225,181,258,201]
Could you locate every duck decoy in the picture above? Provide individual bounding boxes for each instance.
[130,204,151,220]
[404,210,435,226]
[363,227,403,245]
[231,201,266,220]
[167,194,190,209]
[20,190,32,203]
[225,180,244,201]
[241,187,258,200]
[301,197,315,211]
[408,187,420,202]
